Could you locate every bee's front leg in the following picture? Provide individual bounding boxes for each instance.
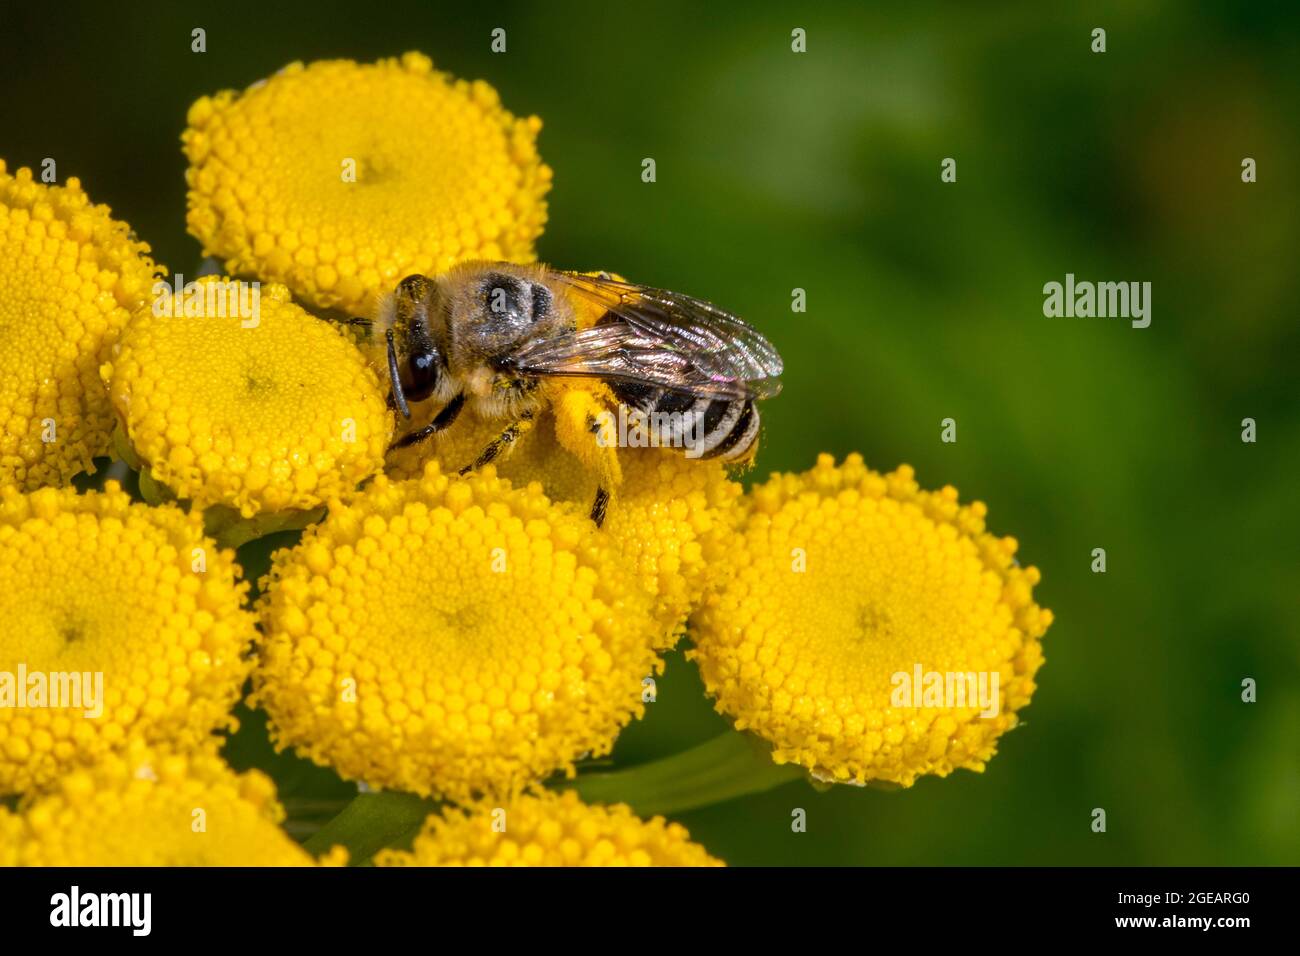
[388,393,466,451]
[458,410,536,474]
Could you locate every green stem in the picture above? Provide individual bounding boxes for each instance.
[556,731,805,817]
[301,732,804,864]
[301,791,436,865]
[203,504,327,550]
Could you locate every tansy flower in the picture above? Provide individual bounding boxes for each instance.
[375,789,722,867]
[689,454,1052,787]
[183,52,551,317]
[101,278,390,519]
[390,409,742,648]
[0,161,162,490]
[252,462,661,802]
[0,483,256,795]
[0,741,345,865]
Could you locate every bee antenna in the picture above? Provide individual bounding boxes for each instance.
[386,329,412,420]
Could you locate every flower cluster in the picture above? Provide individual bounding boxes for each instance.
[184,52,551,317]
[690,454,1051,787]
[377,789,721,867]
[0,483,256,795]
[253,462,661,802]
[0,741,344,866]
[389,409,743,647]
[102,278,391,518]
[0,163,161,490]
[0,51,1051,867]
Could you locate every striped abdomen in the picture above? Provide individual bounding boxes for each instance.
[609,381,759,462]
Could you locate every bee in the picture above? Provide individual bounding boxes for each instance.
[364,262,782,526]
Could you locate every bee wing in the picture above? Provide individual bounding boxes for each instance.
[505,271,783,400]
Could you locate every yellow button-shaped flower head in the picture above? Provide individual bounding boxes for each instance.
[690,454,1053,787]
[253,463,661,802]
[0,483,257,795]
[102,278,390,518]
[376,789,723,866]
[536,445,743,650]
[0,162,162,490]
[390,410,743,649]
[0,741,344,865]
[183,52,552,316]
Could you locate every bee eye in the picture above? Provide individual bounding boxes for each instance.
[403,344,440,402]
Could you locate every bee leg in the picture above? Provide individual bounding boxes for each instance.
[388,393,466,451]
[458,410,536,475]
[551,387,623,527]
[589,487,611,527]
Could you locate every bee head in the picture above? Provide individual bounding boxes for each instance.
[386,274,444,419]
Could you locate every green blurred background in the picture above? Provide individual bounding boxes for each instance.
[3,0,1296,865]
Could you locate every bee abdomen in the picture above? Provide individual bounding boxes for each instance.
[608,382,759,462]
[698,398,759,461]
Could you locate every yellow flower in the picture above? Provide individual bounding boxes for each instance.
[0,483,257,795]
[0,741,345,865]
[689,454,1052,787]
[0,161,162,490]
[375,789,722,866]
[252,463,661,802]
[390,410,742,648]
[101,278,390,519]
[183,52,551,316]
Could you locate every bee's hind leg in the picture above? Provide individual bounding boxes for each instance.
[458,410,536,475]
[551,387,623,528]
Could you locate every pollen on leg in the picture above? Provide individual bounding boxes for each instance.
[551,385,622,492]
